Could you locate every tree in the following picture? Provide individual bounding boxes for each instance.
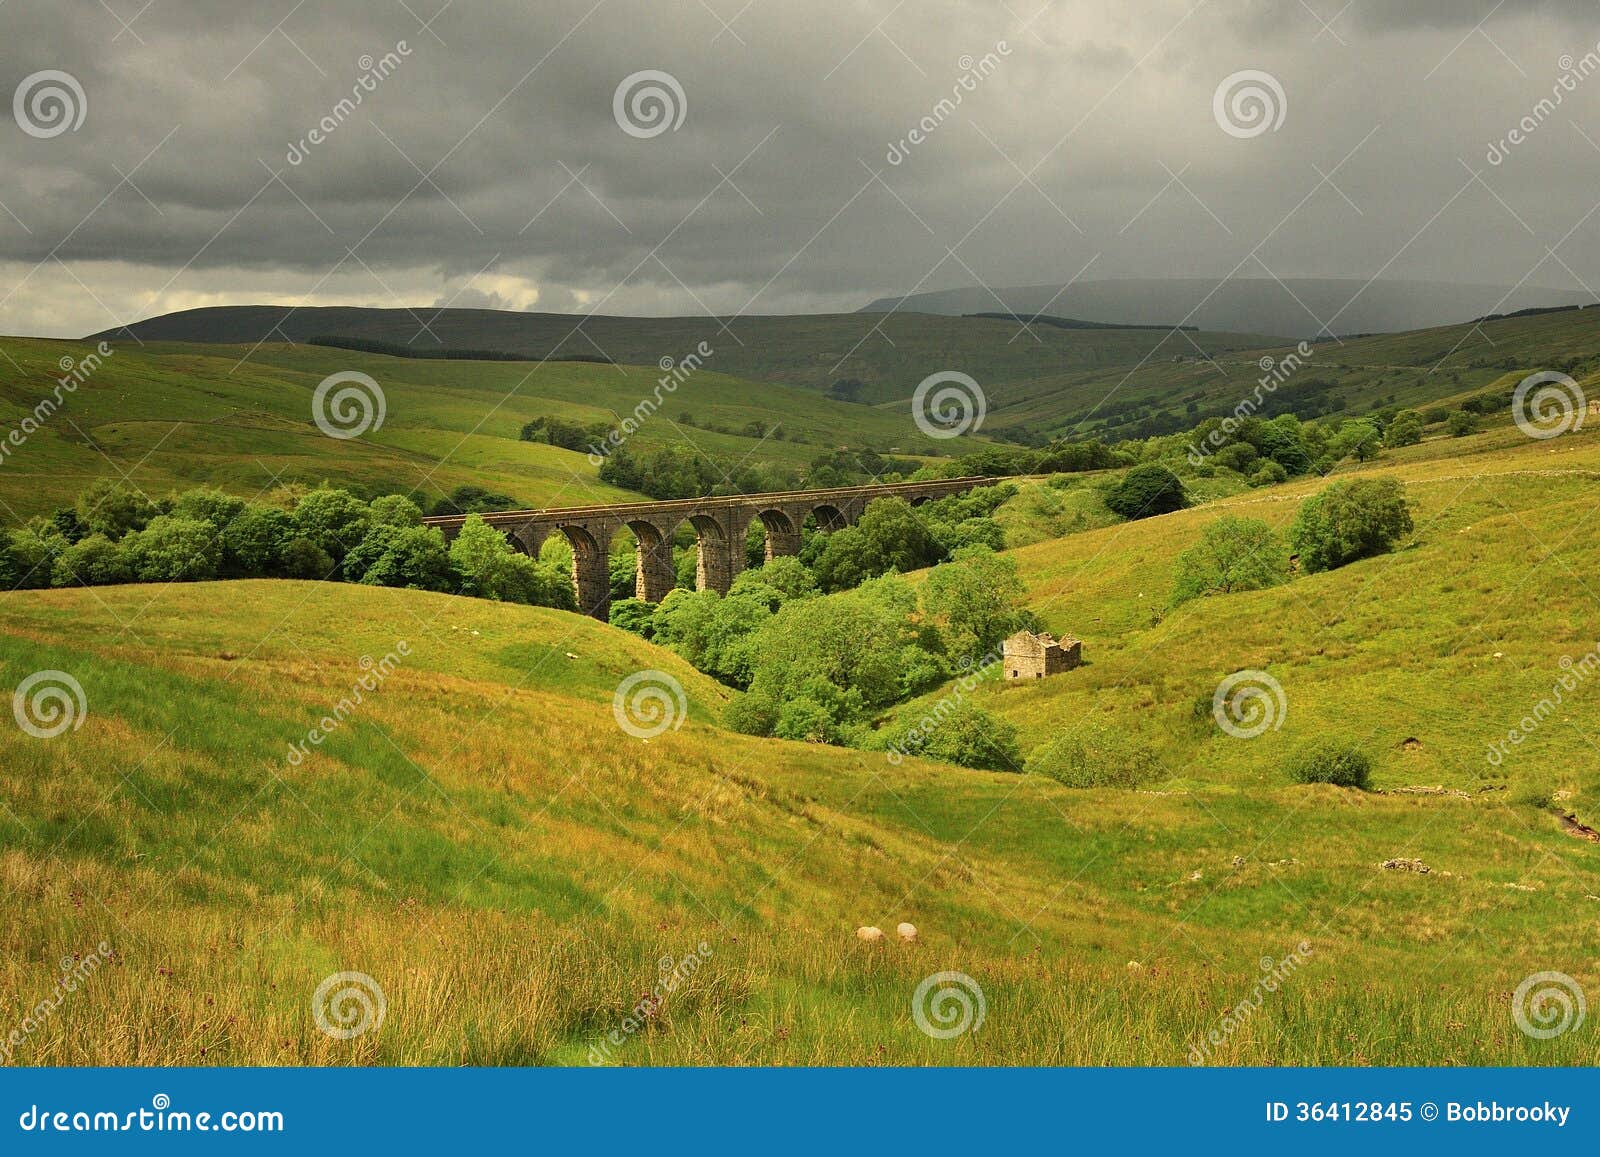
[292,489,371,563]
[1170,516,1287,606]
[1384,409,1425,448]
[1289,477,1414,573]
[170,487,246,530]
[76,479,156,541]
[280,537,334,580]
[368,494,424,527]
[921,546,1027,658]
[51,534,130,587]
[884,701,1020,771]
[1446,410,1480,437]
[220,506,293,576]
[345,525,454,591]
[1104,465,1186,520]
[447,515,573,608]
[811,497,942,591]
[122,515,222,582]
[1328,419,1382,463]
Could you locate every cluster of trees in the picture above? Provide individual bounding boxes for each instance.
[520,416,612,453]
[0,480,573,610]
[609,492,1025,766]
[1167,477,1413,609]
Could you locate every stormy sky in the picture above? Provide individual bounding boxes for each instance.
[3,0,1600,337]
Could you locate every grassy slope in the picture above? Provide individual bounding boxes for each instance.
[2,426,1598,1064]
[92,305,1280,404]
[0,337,981,520]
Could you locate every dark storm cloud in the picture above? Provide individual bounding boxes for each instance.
[2,0,1600,336]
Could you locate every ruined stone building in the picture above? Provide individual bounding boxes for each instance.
[1002,630,1082,680]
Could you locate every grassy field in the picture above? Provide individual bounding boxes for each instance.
[1,414,1597,1064]
[0,335,982,520]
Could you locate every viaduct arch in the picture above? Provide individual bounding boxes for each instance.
[422,476,997,620]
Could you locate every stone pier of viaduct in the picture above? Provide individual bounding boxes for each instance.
[422,477,997,620]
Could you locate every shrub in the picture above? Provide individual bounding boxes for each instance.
[1289,477,1413,573]
[1250,461,1288,487]
[280,537,334,580]
[345,525,454,591]
[885,701,1020,771]
[122,515,222,582]
[1284,738,1371,788]
[1104,465,1186,520]
[52,534,130,587]
[1024,719,1163,788]
[1170,516,1287,606]
[76,479,156,541]
[1446,410,1480,437]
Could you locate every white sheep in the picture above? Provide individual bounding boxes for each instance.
[896,922,918,943]
[855,925,885,943]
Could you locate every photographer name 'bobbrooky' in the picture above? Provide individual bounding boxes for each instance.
[1446,1101,1570,1126]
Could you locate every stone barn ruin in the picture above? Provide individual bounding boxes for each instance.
[1003,630,1082,680]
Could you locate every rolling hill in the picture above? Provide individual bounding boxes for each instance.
[861,277,1597,340]
[1,415,1597,1064]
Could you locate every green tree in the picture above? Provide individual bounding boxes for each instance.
[1328,419,1382,463]
[220,506,294,576]
[885,701,1020,771]
[280,537,334,580]
[345,525,454,591]
[1446,410,1480,437]
[1384,409,1425,448]
[293,489,371,563]
[1104,465,1186,519]
[123,515,222,582]
[51,534,130,587]
[1024,718,1163,788]
[1170,516,1287,606]
[368,494,424,527]
[811,497,942,591]
[921,546,1027,658]
[76,479,156,541]
[1289,477,1414,573]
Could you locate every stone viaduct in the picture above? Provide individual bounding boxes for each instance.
[422,477,997,620]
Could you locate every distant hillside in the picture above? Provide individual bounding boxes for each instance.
[88,306,1280,405]
[862,278,1596,339]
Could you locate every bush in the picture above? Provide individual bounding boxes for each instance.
[1105,465,1186,520]
[1289,477,1413,573]
[52,534,130,587]
[76,479,156,541]
[1446,410,1480,437]
[280,537,334,579]
[1170,516,1286,606]
[122,515,222,582]
[1284,738,1371,788]
[1384,409,1424,447]
[1024,719,1163,788]
[1250,460,1289,487]
[345,525,455,591]
[884,701,1020,771]
[292,489,371,562]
